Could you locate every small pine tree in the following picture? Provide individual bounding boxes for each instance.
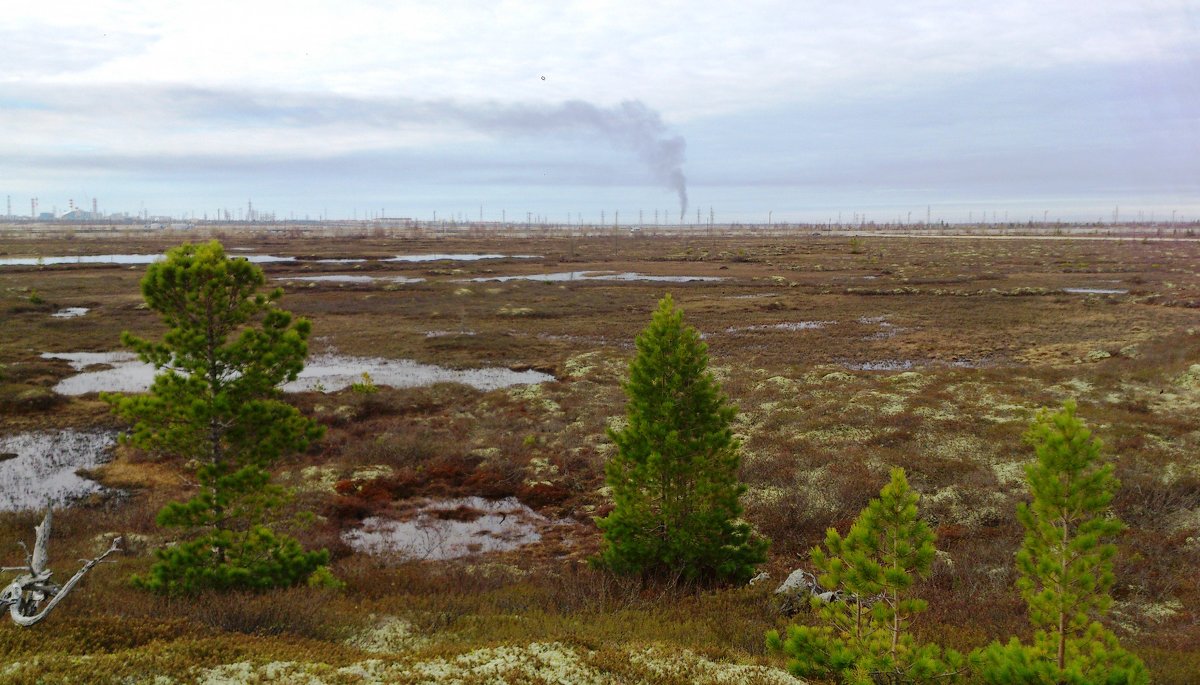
[596,294,768,585]
[973,400,1148,684]
[768,467,964,684]
[105,241,329,594]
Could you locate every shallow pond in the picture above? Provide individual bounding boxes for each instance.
[285,354,553,392]
[465,270,723,283]
[0,430,116,511]
[45,352,552,395]
[279,275,425,284]
[341,497,548,560]
[726,321,832,333]
[1062,287,1128,295]
[385,254,539,262]
[51,307,90,318]
[43,352,156,395]
[0,254,295,267]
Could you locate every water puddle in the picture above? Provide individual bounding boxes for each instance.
[465,271,724,283]
[43,352,157,395]
[425,330,476,338]
[341,497,548,560]
[385,254,539,262]
[285,354,553,392]
[1062,287,1128,295]
[726,321,832,333]
[51,307,90,318]
[842,358,981,371]
[858,316,900,340]
[727,293,780,299]
[0,430,116,511]
[312,258,368,264]
[45,352,552,395]
[279,275,425,284]
[0,254,295,267]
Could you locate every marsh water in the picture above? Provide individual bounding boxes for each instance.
[279,275,426,284]
[45,352,553,395]
[0,430,116,511]
[465,271,723,283]
[0,254,295,266]
[1062,287,1128,295]
[385,254,539,262]
[341,497,548,560]
[51,307,90,318]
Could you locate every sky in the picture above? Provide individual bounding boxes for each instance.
[2,1,1198,223]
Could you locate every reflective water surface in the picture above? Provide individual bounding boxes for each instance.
[342,497,548,560]
[465,270,723,283]
[45,352,552,395]
[0,430,116,512]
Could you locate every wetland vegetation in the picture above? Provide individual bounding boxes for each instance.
[2,225,1199,683]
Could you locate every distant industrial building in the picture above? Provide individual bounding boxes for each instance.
[59,209,100,221]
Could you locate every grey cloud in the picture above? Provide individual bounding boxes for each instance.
[9,86,689,217]
[3,149,644,187]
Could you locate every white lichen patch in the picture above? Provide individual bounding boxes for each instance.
[1112,598,1185,633]
[199,661,329,685]
[411,642,614,685]
[709,365,733,383]
[508,383,562,414]
[1177,364,1200,391]
[1053,378,1094,397]
[819,371,853,383]
[745,485,791,507]
[347,616,431,654]
[564,351,625,381]
[526,456,559,481]
[629,646,803,685]
[991,461,1028,488]
[927,434,991,462]
[754,375,799,392]
[923,485,1008,529]
[469,446,502,460]
[462,562,531,582]
[980,402,1034,424]
[605,415,629,434]
[354,464,394,480]
[297,466,339,492]
[886,371,930,391]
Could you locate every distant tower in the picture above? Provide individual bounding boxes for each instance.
[68,199,75,213]
[31,197,37,219]
[5,195,10,218]
[248,199,253,222]
[92,198,98,217]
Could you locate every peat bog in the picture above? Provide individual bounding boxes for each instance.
[2,226,1200,682]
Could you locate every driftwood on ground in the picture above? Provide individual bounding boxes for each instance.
[0,509,121,626]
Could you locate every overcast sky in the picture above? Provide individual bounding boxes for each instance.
[2,1,1198,222]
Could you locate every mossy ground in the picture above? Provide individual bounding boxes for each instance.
[2,226,1199,683]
